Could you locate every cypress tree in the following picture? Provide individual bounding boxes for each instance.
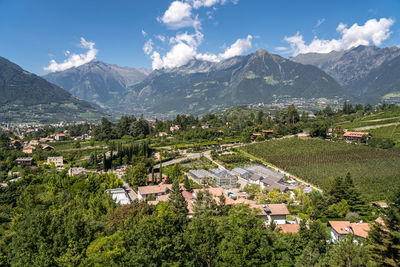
[168,178,188,225]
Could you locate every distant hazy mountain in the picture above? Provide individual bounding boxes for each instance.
[291,45,400,89]
[123,48,348,117]
[0,56,103,122]
[352,54,400,104]
[43,60,151,107]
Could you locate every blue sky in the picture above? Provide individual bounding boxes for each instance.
[1,0,399,74]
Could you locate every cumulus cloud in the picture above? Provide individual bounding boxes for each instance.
[151,34,252,70]
[44,37,98,72]
[143,39,154,55]
[141,29,147,37]
[189,0,238,9]
[149,0,249,70]
[219,35,252,59]
[285,18,394,56]
[158,1,198,29]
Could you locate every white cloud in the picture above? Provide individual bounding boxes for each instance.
[315,18,325,28]
[158,1,198,29]
[149,0,248,70]
[275,46,288,51]
[143,39,154,55]
[44,37,98,72]
[219,35,252,59]
[141,29,147,37]
[188,0,238,9]
[155,34,166,42]
[151,34,252,70]
[285,18,394,56]
[151,42,197,69]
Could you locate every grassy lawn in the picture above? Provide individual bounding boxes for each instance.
[242,138,400,201]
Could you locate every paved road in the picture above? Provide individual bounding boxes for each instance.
[153,152,203,168]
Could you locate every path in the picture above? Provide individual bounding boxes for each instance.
[353,122,400,131]
[153,152,203,168]
[363,116,400,123]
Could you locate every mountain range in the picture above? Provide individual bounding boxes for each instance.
[292,45,400,98]
[43,61,150,108]
[122,48,347,117]
[0,56,103,122]
[2,45,400,122]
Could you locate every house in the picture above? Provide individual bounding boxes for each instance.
[54,133,66,141]
[47,156,64,168]
[328,221,370,243]
[169,125,181,132]
[261,130,274,137]
[29,140,39,146]
[372,202,388,209]
[15,157,34,167]
[68,167,87,176]
[22,145,36,154]
[276,224,300,234]
[264,203,291,225]
[105,188,131,205]
[158,132,168,137]
[39,137,53,143]
[41,144,54,151]
[137,183,172,200]
[343,131,371,143]
[250,133,263,141]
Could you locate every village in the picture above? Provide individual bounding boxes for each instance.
[3,121,382,243]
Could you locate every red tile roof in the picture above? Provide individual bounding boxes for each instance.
[329,221,370,238]
[343,131,369,138]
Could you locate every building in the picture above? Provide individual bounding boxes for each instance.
[54,133,66,141]
[209,168,237,189]
[372,202,388,209]
[41,144,54,151]
[47,156,64,168]
[137,184,172,200]
[105,188,131,205]
[264,203,291,225]
[158,132,168,137]
[328,221,370,243]
[15,157,34,167]
[231,167,251,179]
[343,131,371,143]
[22,145,35,154]
[68,167,87,176]
[169,125,181,132]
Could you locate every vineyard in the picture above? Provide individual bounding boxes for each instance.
[242,138,400,200]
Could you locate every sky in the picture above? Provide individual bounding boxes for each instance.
[1,0,399,75]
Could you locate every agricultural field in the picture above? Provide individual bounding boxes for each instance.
[241,138,400,201]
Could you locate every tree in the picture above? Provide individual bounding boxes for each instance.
[168,179,188,225]
[322,234,371,266]
[368,186,400,266]
[343,172,368,215]
[184,176,192,192]
[309,121,328,138]
[125,163,148,188]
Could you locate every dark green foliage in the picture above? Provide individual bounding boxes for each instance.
[368,186,400,266]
